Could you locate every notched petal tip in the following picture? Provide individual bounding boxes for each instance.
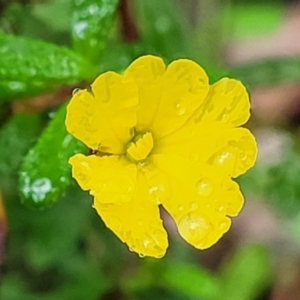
[177,211,231,250]
[95,201,169,258]
[93,173,169,258]
[124,55,166,81]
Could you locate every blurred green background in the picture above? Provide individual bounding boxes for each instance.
[1,0,300,299]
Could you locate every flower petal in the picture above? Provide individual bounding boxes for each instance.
[124,55,209,137]
[195,78,250,127]
[124,55,166,133]
[69,153,137,203]
[94,172,169,258]
[155,122,257,178]
[66,71,138,154]
[146,154,243,249]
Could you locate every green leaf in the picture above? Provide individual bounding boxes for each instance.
[135,0,191,61]
[19,102,87,209]
[72,0,119,63]
[161,263,220,300]
[224,3,283,40]
[265,141,300,216]
[134,0,227,83]
[230,56,300,88]
[218,244,273,300]
[0,113,41,176]
[0,33,97,102]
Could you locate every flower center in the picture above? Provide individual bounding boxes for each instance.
[126,132,154,162]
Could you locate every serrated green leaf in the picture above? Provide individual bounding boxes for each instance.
[230,56,300,88]
[19,102,87,209]
[0,113,41,176]
[218,244,273,300]
[0,33,97,102]
[72,0,119,63]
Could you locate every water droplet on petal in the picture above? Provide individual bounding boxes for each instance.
[149,184,166,204]
[77,173,87,181]
[217,206,225,213]
[218,219,230,231]
[178,213,211,244]
[178,205,184,211]
[143,238,153,249]
[239,152,248,161]
[174,101,187,116]
[190,202,198,211]
[138,253,145,258]
[221,113,229,123]
[72,88,81,96]
[196,179,213,197]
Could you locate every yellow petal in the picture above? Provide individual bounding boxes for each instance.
[194,78,250,127]
[151,59,209,137]
[124,55,209,137]
[66,71,138,154]
[147,154,243,249]
[94,172,169,258]
[206,128,257,177]
[69,153,137,203]
[155,120,257,178]
[124,55,166,133]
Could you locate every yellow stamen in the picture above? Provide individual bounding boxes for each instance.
[127,132,154,161]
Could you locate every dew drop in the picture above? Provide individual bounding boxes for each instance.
[221,113,229,123]
[174,101,187,116]
[239,152,248,161]
[219,219,230,230]
[178,213,210,243]
[196,179,213,197]
[217,206,225,213]
[190,202,198,211]
[72,88,81,96]
[215,151,232,165]
[149,184,166,203]
[138,253,145,258]
[77,173,87,181]
[178,205,184,211]
[143,238,153,249]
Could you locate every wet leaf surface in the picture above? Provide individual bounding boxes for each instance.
[72,0,119,63]
[0,33,97,102]
[19,103,87,209]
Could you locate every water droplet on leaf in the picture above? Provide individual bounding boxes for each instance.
[72,88,81,96]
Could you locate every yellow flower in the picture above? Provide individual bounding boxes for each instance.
[65,55,257,258]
